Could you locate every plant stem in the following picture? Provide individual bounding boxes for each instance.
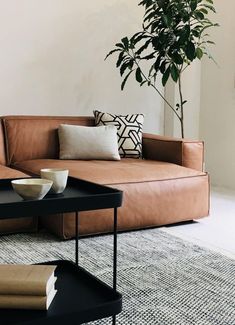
[129,51,181,121]
[150,83,181,121]
[178,73,184,138]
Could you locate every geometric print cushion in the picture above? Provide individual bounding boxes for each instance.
[93,110,144,158]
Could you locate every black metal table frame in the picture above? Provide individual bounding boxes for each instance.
[75,208,118,325]
[0,177,122,325]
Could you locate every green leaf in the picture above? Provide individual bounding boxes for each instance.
[105,49,121,60]
[121,37,129,49]
[157,0,165,8]
[171,52,183,65]
[145,5,154,16]
[115,43,124,49]
[162,66,171,86]
[178,25,190,45]
[135,39,151,55]
[192,29,200,37]
[144,10,156,22]
[131,32,143,40]
[203,4,216,13]
[140,80,147,87]
[152,37,159,49]
[154,56,162,72]
[160,61,166,74]
[128,59,134,70]
[196,47,203,59]
[116,52,125,68]
[141,52,155,60]
[205,40,215,44]
[162,14,170,27]
[131,33,149,46]
[139,0,153,8]
[148,65,155,77]
[135,67,143,83]
[200,8,208,15]
[190,0,197,11]
[195,11,205,20]
[153,73,157,84]
[120,62,130,77]
[121,70,133,90]
[185,42,196,61]
[170,64,179,82]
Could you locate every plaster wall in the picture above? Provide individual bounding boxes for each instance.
[0,0,164,133]
[200,0,235,189]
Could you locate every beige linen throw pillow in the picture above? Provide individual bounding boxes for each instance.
[58,124,120,160]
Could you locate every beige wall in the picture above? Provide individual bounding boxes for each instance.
[0,0,164,133]
[164,1,235,190]
[200,0,235,189]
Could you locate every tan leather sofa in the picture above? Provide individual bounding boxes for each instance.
[0,121,38,234]
[0,115,210,239]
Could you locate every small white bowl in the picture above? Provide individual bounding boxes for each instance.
[40,168,69,194]
[11,178,53,200]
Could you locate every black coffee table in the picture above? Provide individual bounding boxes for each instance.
[0,177,123,324]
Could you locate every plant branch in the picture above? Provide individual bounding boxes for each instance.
[129,49,181,120]
[178,72,184,138]
[150,82,181,121]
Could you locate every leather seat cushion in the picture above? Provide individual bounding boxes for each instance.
[0,165,38,234]
[13,158,205,184]
[13,159,209,239]
[0,121,6,166]
[0,165,27,179]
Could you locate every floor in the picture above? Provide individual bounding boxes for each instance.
[162,187,235,259]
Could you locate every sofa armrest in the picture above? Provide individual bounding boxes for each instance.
[142,133,204,171]
[0,120,6,166]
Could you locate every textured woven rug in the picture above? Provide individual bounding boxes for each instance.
[0,228,234,325]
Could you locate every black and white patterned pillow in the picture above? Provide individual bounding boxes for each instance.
[93,110,144,158]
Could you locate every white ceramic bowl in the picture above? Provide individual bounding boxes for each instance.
[11,178,53,200]
[40,168,69,194]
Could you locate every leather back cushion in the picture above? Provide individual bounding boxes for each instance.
[0,120,6,166]
[3,116,95,164]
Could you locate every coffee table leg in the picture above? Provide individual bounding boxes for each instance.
[75,211,79,266]
[113,207,117,291]
[112,207,117,325]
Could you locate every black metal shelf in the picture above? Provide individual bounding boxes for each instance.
[0,177,123,324]
[0,260,122,325]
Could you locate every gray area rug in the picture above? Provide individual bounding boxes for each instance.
[0,228,234,325]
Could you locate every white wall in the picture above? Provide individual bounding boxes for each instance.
[200,0,235,189]
[0,0,164,133]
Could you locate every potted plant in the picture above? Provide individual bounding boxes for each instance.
[106,0,218,138]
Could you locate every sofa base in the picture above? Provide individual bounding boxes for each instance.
[0,165,38,235]
[0,218,38,236]
[39,174,209,239]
